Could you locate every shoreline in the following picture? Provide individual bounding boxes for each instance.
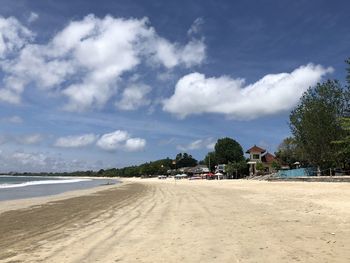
[0,178,122,214]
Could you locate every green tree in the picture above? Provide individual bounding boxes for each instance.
[333,116,350,167]
[226,160,247,178]
[204,151,217,172]
[271,160,281,171]
[290,80,348,168]
[346,58,350,88]
[175,153,197,168]
[255,162,265,173]
[275,137,303,166]
[214,137,244,164]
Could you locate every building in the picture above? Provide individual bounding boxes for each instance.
[215,164,226,173]
[187,165,210,175]
[246,145,277,175]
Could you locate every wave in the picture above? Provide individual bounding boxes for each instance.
[0,179,92,189]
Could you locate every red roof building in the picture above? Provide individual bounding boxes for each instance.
[246,145,266,154]
[261,152,276,164]
[246,145,277,175]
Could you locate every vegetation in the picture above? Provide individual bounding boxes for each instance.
[214,137,245,164]
[203,151,217,172]
[288,58,350,170]
[225,160,247,178]
[175,153,198,168]
[203,137,246,175]
[271,160,281,171]
[275,137,303,166]
[289,80,348,168]
[255,162,265,172]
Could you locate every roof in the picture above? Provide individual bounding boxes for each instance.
[246,145,266,154]
[261,152,276,164]
[187,165,209,174]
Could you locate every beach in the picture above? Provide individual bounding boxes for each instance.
[1,179,350,262]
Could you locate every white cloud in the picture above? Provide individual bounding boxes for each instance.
[187,18,204,36]
[11,151,47,166]
[96,130,146,152]
[0,14,206,110]
[0,150,102,172]
[17,133,43,145]
[96,130,129,151]
[0,16,33,58]
[177,138,215,151]
[150,38,206,69]
[125,138,146,152]
[116,83,151,110]
[28,12,39,23]
[163,64,333,119]
[54,133,97,148]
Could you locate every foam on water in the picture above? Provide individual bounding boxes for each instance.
[0,178,92,189]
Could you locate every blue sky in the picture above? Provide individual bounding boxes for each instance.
[0,0,349,172]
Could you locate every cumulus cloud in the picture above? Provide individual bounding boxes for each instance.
[163,64,333,119]
[116,83,151,110]
[96,130,146,152]
[125,138,147,151]
[0,16,33,58]
[0,14,206,110]
[177,138,215,151]
[54,133,97,148]
[150,38,205,68]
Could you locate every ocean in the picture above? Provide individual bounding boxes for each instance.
[0,175,119,201]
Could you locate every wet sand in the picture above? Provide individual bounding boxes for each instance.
[0,179,350,262]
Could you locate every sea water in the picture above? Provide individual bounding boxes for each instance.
[0,175,118,201]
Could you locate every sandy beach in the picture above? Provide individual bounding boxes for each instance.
[1,179,350,262]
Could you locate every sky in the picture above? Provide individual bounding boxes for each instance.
[0,0,349,172]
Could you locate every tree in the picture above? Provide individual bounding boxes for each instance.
[175,153,197,168]
[290,80,348,168]
[214,137,244,164]
[275,137,303,166]
[226,160,247,178]
[346,58,350,88]
[333,116,350,167]
[271,161,281,171]
[255,162,265,173]
[204,151,217,172]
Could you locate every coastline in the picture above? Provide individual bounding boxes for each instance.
[0,177,121,214]
[1,178,350,262]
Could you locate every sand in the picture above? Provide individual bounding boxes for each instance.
[0,178,350,262]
